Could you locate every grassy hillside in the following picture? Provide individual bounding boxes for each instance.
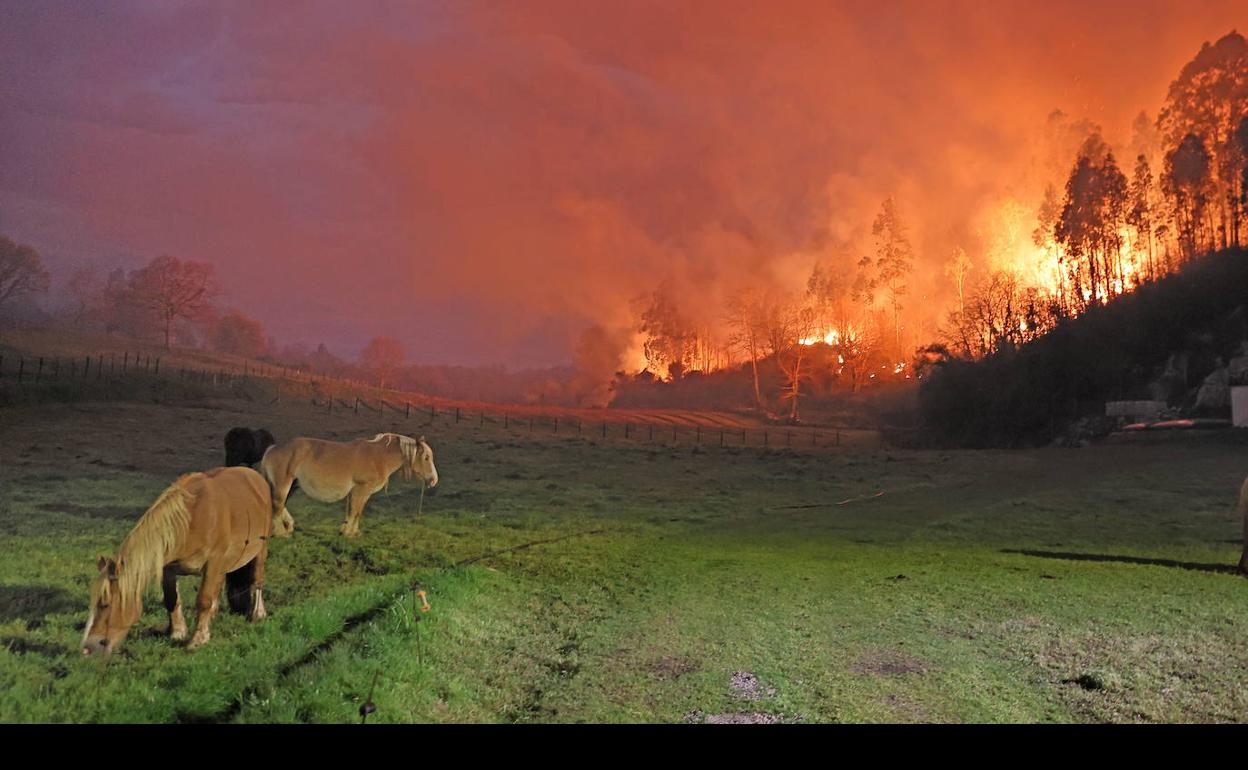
[919,247,1248,447]
[1,396,1245,723]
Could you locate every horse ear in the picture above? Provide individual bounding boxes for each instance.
[97,556,109,572]
[418,435,426,444]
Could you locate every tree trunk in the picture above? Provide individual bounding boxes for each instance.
[749,343,763,411]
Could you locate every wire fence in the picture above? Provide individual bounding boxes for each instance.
[0,350,878,450]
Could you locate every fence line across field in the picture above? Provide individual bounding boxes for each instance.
[0,351,861,450]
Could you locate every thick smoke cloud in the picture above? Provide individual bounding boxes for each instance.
[1,0,1243,374]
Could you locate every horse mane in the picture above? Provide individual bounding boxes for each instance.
[99,474,197,615]
[369,433,425,480]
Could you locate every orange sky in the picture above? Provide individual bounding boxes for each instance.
[1,1,1243,367]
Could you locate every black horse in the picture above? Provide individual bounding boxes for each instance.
[224,427,277,467]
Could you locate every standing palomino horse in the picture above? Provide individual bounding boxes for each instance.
[261,433,438,538]
[81,467,273,656]
[1239,476,1248,575]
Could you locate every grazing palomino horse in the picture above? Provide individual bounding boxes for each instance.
[81,467,273,656]
[224,427,277,467]
[261,433,438,538]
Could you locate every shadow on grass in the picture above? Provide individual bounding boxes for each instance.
[1001,549,1242,576]
[0,584,79,624]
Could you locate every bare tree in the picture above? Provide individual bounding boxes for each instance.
[724,287,768,410]
[775,299,818,423]
[361,336,405,389]
[0,234,51,310]
[943,247,973,314]
[126,255,218,348]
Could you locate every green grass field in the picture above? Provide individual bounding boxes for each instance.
[1,396,1246,723]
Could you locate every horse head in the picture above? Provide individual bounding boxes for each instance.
[413,435,438,488]
[81,556,141,657]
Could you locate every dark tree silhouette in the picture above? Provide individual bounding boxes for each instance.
[0,234,50,309]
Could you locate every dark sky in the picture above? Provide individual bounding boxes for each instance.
[1,1,1243,366]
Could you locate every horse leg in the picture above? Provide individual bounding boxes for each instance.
[340,485,373,537]
[250,541,268,622]
[225,560,256,616]
[267,471,297,538]
[1238,482,1248,577]
[162,566,187,641]
[187,565,227,650]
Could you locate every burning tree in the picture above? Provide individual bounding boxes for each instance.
[865,197,914,362]
[1157,31,1248,250]
[1163,132,1215,261]
[1054,137,1131,308]
[1128,154,1159,278]
[940,270,1055,360]
[637,285,699,380]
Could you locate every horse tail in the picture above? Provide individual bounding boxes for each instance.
[1238,476,1248,575]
